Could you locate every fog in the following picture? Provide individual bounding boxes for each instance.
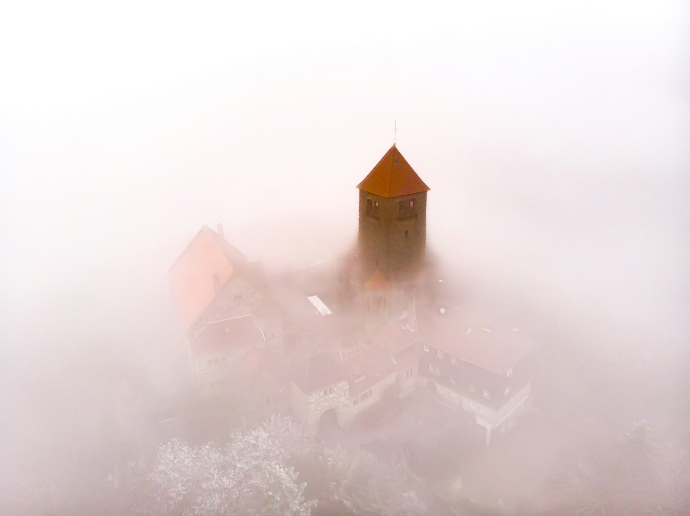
[1,2,689,514]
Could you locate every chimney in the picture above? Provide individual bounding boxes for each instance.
[217,223,224,240]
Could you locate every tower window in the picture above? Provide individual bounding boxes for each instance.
[398,198,416,220]
[404,230,408,239]
[366,198,380,218]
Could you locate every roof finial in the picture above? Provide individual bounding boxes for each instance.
[393,121,397,147]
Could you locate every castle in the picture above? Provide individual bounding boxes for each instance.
[169,144,536,447]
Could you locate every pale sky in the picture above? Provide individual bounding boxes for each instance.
[1,1,688,348]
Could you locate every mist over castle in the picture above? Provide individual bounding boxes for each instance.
[1,3,687,515]
[168,144,536,448]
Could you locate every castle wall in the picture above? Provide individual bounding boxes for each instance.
[289,380,350,435]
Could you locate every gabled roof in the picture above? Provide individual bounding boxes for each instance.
[291,353,348,394]
[357,145,430,198]
[239,348,286,387]
[365,269,391,292]
[340,344,399,397]
[169,225,249,331]
[419,310,537,375]
[193,314,265,353]
[252,298,283,320]
[371,321,420,354]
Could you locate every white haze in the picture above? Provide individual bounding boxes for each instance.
[0,0,688,511]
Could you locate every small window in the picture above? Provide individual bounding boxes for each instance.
[404,230,408,239]
[450,356,458,365]
[398,198,416,219]
[423,344,430,353]
[470,401,476,409]
[449,375,457,384]
[428,365,441,376]
[506,368,513,377]
[366,199,380,218]
[505,386,511,395]
[483,389,491,399]
[438,350,444,359]
[358,389,372,402]
[354,372,365,383]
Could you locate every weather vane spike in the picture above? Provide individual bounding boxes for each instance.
[394,121,397,147]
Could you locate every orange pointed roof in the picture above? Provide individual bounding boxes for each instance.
[365,269,391,292]
[357,145,430,198]
[169,225,248,331]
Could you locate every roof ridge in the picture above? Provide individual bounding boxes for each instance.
[169,225,210,271]
[386,146,393,197]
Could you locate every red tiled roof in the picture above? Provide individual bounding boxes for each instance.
[419,310,537,375]
[239,348,285,386]
[371,322,420,354]
[365,269,391,292]
[291,353,348,394]
[253,298,283,319]
[169,225,248,331]
[395,346,421,371]
[341,344,399,397]
[193,315,265,353]
[357,145,430,198]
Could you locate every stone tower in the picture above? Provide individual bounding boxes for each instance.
[356,145,430,283]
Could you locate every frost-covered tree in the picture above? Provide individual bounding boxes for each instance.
[146,415,316,516]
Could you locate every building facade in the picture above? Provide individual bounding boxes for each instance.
[417,311,536,446]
